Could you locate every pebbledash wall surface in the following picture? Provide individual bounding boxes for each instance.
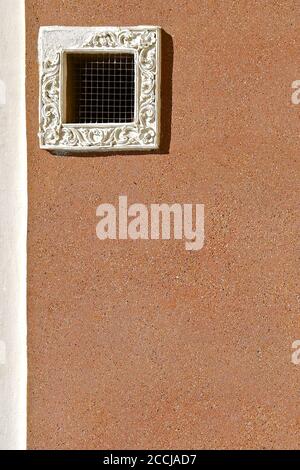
[27,1,299,449]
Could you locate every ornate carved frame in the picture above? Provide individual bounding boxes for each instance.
[38,26,161,153]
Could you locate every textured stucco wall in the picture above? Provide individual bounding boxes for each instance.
[27,1,299,449]
[0,0,27,450]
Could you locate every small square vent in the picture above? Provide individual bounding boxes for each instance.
[66,53,135,124]
[38,26,161,154]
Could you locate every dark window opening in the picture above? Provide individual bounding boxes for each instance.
[65,53,135,124]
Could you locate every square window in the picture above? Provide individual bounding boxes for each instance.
[38,26,161,154]
[65,53,135,124]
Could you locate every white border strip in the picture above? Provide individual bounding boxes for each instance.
[0,0,27,449]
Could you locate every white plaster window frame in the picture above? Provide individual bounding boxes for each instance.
[38,26,161,154]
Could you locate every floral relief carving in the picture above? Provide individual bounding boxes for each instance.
[39,53,61,145]
[39,27,160,151]
[83,30,157,50]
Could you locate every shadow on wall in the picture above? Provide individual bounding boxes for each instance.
[156,29,173,154]
[50,29,173,158]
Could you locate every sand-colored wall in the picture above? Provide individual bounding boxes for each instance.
[0,0,27,450]
[26,0,300,449]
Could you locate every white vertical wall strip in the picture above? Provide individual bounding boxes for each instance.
[0,0,27,449]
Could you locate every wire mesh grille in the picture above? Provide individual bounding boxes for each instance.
[66,53,135,124]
